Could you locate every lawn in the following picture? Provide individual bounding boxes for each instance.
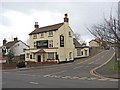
[106,61,120,73]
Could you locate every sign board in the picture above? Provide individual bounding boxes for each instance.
[60,35,64,47]
[36,40,48,48]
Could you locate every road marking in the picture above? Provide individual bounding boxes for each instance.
[90,51,118,81]
[29,82,39,85]
[98,78,107,81]
[73,66,82,69]
[109,79,119,82]
[77,51,104,65]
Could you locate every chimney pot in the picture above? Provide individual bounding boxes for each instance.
[14,37,18,41]
[3,38,7,45]
[64,13,69,23]
[34,22,39,28]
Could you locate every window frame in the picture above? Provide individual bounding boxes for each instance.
[48,52,54,60]
[48,31,53,37]
[77,48,81,56]
[40,33,44,38]
[33,34,37,39]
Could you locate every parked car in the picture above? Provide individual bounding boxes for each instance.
[16,61,27,68]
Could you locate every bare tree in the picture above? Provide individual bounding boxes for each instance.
[87,6,120,60]
[74,32,81,41]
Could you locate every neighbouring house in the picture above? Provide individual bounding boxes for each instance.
[25,14,89,63]
[1,37,29,61]
[89,38,102,47]
[73,38,89,59]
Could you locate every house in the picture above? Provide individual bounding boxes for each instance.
[1,37,29,58]
[89,38,103,47]
[73,38,89,59]
[25,14,89,63]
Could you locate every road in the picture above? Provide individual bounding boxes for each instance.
[2,50,119,88]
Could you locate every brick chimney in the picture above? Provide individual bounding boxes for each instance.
[3,38,7,45]
[34,22,39,29]
[14,37,18,41]
[64,13,69,23]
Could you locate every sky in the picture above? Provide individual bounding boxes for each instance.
[0,0,119,46]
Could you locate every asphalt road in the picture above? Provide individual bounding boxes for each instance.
[2,50,119,88]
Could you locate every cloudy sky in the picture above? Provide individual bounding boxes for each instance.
[0,0,119,46]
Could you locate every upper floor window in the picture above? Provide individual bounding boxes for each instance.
[69,31,72,37]
[33,34,37,39]
[48,40,53,48]
[40,33,44,38]
[48,31,53,37]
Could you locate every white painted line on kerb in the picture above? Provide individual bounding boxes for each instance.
[29,82,39,85]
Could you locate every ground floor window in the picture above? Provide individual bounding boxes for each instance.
[26,53,29,58]
[69,52,72,59]
[85,50,87,55]
[81,51,83,55]
[30,54,32,59]
[77,49,81,56]
[48,53,54,60]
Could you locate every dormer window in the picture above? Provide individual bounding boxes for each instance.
[33,34,37,39]
[48,31,53,37]
[40,33,44,38]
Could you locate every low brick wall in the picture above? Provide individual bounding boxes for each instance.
[0,63,17,69]
[26,61,57,67]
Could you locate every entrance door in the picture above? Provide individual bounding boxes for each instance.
[37,55,41,62]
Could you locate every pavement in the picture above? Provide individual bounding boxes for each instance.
[2,50,119,88]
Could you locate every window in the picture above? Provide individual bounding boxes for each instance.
[34,42,37,48]
[81,51,83,55]
[69,31,72,37]
[48,53,54,60]
[33,54,35,59]
[85,50,87,56]
[69,52,72,59]
[40,33,44,38]
[77,49,81,56]
[26,53,29,58]
[48,40,53,48]
[30,54,32,59]
[48,31,53,37]
[33,34,37,39]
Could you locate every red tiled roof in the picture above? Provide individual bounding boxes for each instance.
[29,23,64,35]
[34,49,46,53]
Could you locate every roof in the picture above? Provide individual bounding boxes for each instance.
[73,38,82,48]
[4,41,19,49]
[34,49,46,53]
[29,23,64,35]
[3,40,29,49]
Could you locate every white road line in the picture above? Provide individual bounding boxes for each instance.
[109,79,119,82]
[78,77,87,80]
[98,78,107,81]
[88,62,94,64]
[73,66,82,69]
[29,82,39,85]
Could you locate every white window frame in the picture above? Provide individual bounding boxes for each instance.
[48,31,53,37]
[77,48,81,56]
[48,53,54,60]
[48,40,53,48]
[33,34,37,39]
[40,33,44,38]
